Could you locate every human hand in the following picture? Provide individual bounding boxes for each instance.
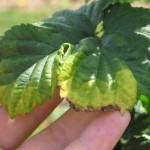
[0,89,130,150]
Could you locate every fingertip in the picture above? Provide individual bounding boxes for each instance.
[111,110,131,124]
[122,110,131,123]
[68,110,131,150]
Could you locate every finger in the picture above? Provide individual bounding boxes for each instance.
[18,109,100,150]
[0,89,61,150]
[65,111,131,150]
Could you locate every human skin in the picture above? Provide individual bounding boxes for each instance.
[0,89,131,150]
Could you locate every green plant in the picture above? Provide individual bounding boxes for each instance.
[0,0,149,149]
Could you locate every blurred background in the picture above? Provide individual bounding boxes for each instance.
[0,0,150,35]
[0,0,150,136]
[0,0,85,35]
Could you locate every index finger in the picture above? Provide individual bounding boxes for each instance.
[65,111,131,150]
[0,89,61,150]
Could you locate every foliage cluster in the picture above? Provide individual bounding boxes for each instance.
[0,0,149,149]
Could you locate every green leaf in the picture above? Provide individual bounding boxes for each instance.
[0,23,85,83]
[101,3,150,99]
[123,114,150,139]
[0,23,85,59]
[56,3,150,111]
[0,21,85,118]
[56,38,137,113]
[43,10,94,36]
[0,51,58,118]
[102,3,150,36]
[124,137,150,150]
[140,95,150,113]
[0,0,149,120]
[43,0,132,36]
[78,0,132,28]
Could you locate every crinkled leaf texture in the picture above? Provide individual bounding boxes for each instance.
[0,0,149,118]
[101,3,150,99]
[56,38,137,113]
[0,21,86,118]
[56,4,150,113]
[0,0,124,118]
